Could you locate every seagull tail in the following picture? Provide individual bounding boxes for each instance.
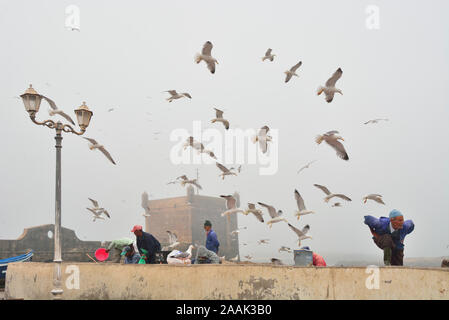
[194,53,202,64]
[315,135,324,145]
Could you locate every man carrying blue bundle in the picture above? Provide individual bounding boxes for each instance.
[364,209,414,266]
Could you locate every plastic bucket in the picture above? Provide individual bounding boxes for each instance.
[95,248,109,261]
[293,249,313,266]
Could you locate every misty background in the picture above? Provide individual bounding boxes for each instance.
[0,0,448,264]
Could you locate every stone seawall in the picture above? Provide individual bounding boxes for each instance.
[4,262,449,300]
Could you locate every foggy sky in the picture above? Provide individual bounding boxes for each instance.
[1,0,448,263]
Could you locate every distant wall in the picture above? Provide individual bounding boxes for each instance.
[5,263,449,300]
[0,225,101,262]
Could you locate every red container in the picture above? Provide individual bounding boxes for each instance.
[95,248,109,261]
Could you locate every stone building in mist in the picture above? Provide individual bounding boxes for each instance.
[145,186,239,259]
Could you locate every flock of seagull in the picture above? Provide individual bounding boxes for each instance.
[27,39,390,264]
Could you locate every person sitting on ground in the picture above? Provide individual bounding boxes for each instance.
[105,237,135,263]
[121,245,141,264]
[301,246,327,267]
[193,245,220,264]
[364,209,414,266]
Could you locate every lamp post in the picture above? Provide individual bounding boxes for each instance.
[20,85,93,299]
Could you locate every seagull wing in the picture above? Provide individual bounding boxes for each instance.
[285,73,293,83]
[248,203,256,210]
[192,180,203,190]
[326,139,349,160]
[141,192,150,214]
[182,93,192,99]
[102,210,111,218]
[294,189,306,211]
[252,211,264,223]
[83,137,98,145]
[58,110,76,125]
[177,175,188,181]
[216,162,230,173]
[202,41,213,56]
[214,108,224,119]
[314,184,331,195]
[265,48,272,57]
[88,198,99,207]
[333,194,352,201]
[290,61,302,72]
[257,202,278,219]
[221,195,236,209]
[206,61,216,74]
[98,146,117,165]
[325,68,343,88]
[166,90,177,96]
[41,95,58,110]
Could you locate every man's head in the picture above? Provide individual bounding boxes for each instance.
[121,245,135,257]
[131,225,143,237]
[204,220,212,232]
[389,209,404,230]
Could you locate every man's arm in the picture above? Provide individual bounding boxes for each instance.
[403,220,415,235]
[364,215,381,230]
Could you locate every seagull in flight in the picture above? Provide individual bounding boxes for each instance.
[297,160,317,174]
[243,203,264,223]
[363,194,385,205]
[195,41,219,74]
[141,192,151,217]
[183,136,217,159]
[317,68,343,102]
[284,61,302,83]
[364,118,389,125]
[279,246,292,253]
[287,223,312,246]
[258,202,287,228]
[164,90,192,102]
[83,137,116,165]
[252,125,272,154]
[43,95,76,125]
[294,189,315,220]
[211,108,230,130]
[262,48,276,62]
[216,162,238,180]
[176,175,202,190]
[315,130,349,161]
[163,231,181,250]
[314,184,352,203]
[220,195,245,218]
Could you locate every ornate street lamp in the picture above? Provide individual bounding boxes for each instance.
[20,85,93,299]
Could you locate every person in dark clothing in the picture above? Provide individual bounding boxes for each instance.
[204,220,220,254]
[364,209,414,266]
[131,225,161,264]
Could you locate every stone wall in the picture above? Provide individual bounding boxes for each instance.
[4,262,449,300]
[0,225,101,262]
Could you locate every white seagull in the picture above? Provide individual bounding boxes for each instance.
[195,41,219,74]
[216,162,238,180]
[83,137,116,165]
[171,245,195,259]
[164,90,192,102]
[294,189,315,220]
[176,175,202,190]
[314,184,352,203]
[44,95,76,125]
[243,203,264,223]
[297,160,317,174]
[258,202,287,228]
[141,192,151,217]
[164,231,181,250]
[315,130,349,161]
[262,48,276,62]
[183,136,217,159]
[363,194,385,205]
[284,61,302,83]
[211,108,230,130]
[252,125,272,154]
[279,246,292,253]
[317,68,343,103]
[220,195,245,218]
[287,223,312,246]
[364,118,389,125]
[257,239,270,245]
